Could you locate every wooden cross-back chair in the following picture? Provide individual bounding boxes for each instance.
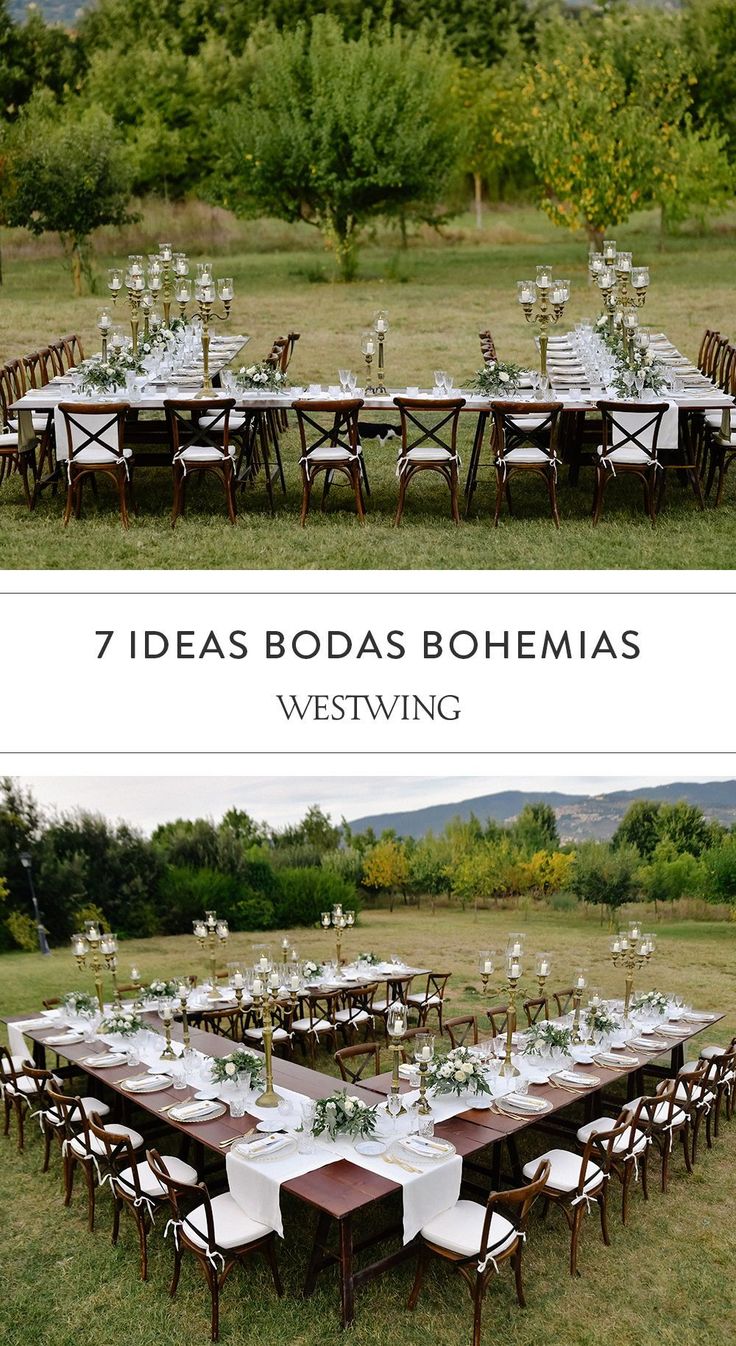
[20,1063,110,1173]
[623,1088,691,1193]
[273,331,301,431]
[40,345,63,382]
[0,1046,42,1151]
[0,363,36,503]
[523,996,549,1026]
[58,401,133,528]
[576,1103,650,1226]
[146,1148,283,1341]
[335,981,379,1043]
[407,971,451,1032]
[445,1015,479,1050]
[291,989,340,1066]
[593,400,670,525]
[703,342,736,504]
[164,398,237,526]
[335,1041,381,1083]
[393,396,465,525]
[242,997,294,1059]
[486,1004,510,1037]
[61,333,85,366]
[553,987,575,1016]
[491,401,563,527]
[522,1122,628,1278]
[22,349,49,390]
[373,973,416,1038]
[408,1159,551,1343]
[697,328,720,376]
[478,328,498,364]
[87,1115,197,1281]
[46,1083,144,1230]
[187,1004,243,1041]
[293,397,366,524]
[667,1062,714,1164]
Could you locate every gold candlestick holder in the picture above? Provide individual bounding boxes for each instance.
[517,269,569,377]
[178,989,191,1051]
[159,1002,177,1061]
[321,904,355,966]
[192,910,229,999]
[71,923,119,1012]
[130,971,143,1012]
[373,312,389,395]
[610,925,654,1023]
[387,1002,408,1115]
[415,1033,434,1115]
[361,331,377,394]
[192,271,233,397]
[571,985,584,1044]
[252,986,282,1108]
[499,969,521,1079]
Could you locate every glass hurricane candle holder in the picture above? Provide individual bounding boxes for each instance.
[414,1032,435,1114]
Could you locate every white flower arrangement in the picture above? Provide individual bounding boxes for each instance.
[632,989,668,1016]
[585,1004,621,1037]
[311,1090,377,1140]
[468,359,524,397]
[234,362,289,392]
[522,1022,574,1057]
[144,979,180,999]
[210,1049,265,1088]
[62,990,99,1016]
[302,960,323,978]
[100,1009,144,1036]
[426,1046,491,1097]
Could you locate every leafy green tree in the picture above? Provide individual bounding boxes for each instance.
[511,801,559,855]
[362,837,410,911]
[569,841,639,919]
[683,0,736,161]
[635,840,704,915]
[35,812,165,940]
[612,800,663,859]
[210,15,464,279]
[0,3,83,116]
[701,836,736,906]
[273,804,340,854]
[657,802,722,858]
[152,818,221,871]
[1,95,134,293]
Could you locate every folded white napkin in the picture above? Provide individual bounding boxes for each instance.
[43,1032,84,1046]
[557,1070,600,1087]
[503,1092,548,1112]
[401,1134,453,1158]
[597,1052,639,1068]
[172,1099,219,1120]
[236,1134,291,1159]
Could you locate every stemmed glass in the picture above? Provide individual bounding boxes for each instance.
[386,1089,403,1137]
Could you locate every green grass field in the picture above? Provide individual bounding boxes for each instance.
[1,907,735,1346]
[1,205,735,569]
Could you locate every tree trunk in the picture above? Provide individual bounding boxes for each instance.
[327,212,359,282]
[71,242,82,298]
[586,224,604,252]
[473,173,483,230]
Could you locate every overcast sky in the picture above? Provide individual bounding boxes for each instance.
[13,775,728,835]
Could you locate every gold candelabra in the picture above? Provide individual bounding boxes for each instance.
[415,1032,434,1115]
[361,330,377,394]
[250,973,294,1108]
[320,903,355,965]
[610,923,655,1022]
[130,966,143,1012]
[192,911,229,999]
[516,267,570,377]
[178,266,234,396]
[70,923,119,1012]
[159,1000,177,1061]
[97,308,112,365]
[373,310,389,395]
[592,242,650,363]
[387,1001,408,1115]
[571,971,587,1044]
[177,983,191,1050]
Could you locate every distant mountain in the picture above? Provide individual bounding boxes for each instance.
[347,781,736,843]
[9,0,87,23]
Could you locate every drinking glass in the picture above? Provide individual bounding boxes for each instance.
[514,1075,529,1096]
[221,369,235,394]
[443,373,455,393]
[230,1092,247,1117]
[171,1063,188,1091]
[338,368,352,393]
[416,1111,435,1139]
[386,1091,403,1136]
[433,370,446,395]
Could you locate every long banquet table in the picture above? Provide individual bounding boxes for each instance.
[3,1006,725,1327]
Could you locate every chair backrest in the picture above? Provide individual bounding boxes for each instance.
[393,397,465,464]
[48,340,69,375]
[445,1015,478,1050]
[146,1148,215,1249]
[0,1045,27,1087]
[301,990,340,1029]
[264,337,288,366]
[552,987,574,1016]
[282,332,300,373]
[420,972,451,1003]
[523,996,549,1026]
[192,1006,242,1039]
[491,402,562,465]
[39,346,61,383]
[697,328,720,375]
[42,997,61,1009]
[597,400,669,461]
[479,1158,550,1261]
[164,398,234,461]
[0,365,15,431]
[717,342,736,395]
[45,1083,89,1141]
[23,350,48,390]
[590,1105,645,1162]
[18,1063,57,1104]
[577,1121,629,1193]
[341,982,378,1024]
[61,334,85,367]
[486,1004,509,1036]
[478,329,498,364]
[335,1041,380,1083]
[670,1062,709,1109]
[87,1112,141,1186]
[381,973,414,1006]
[712,335,732,389]
[292,399,363,464]
[58,402,129,465]
[6,359,27,402]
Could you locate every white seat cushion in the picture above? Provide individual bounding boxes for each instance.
[291,1017,334,1033]
[72,446,132,464]
[307,446,358,463]
[407,993,441,1007]
[499,446,551,465]
[334,1008,371,1024]
[9,414,50,434]
[4,1075,40,1097]
[674,1081,710,1106]
[576,1117,647,1155]
[198,413,248,431]
[705,410,736,431]
[45,1096,111,1125]
[372,1000,390,1013]
[1,1055,28,1075]
[0,432,19,448]
[404,447,454,464]
[70,1123,144,1158]
[116,1154,197,1199]
[700,1044,727,1061]
[177,445,235,463]
[523,1148,603,1194]
[421,1200,517,1259]
[186,1191,272,1251]
[243,1026,290,1042]
[598,445,652,466]
[627,1095,688,1127]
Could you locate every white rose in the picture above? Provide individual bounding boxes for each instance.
[439,1064,452,1078]
[225,1062,236,1076]
[499,371,510,383]
[454,1069,466,1082]
[349,1096,361,1107]
[343,1100,354,1115]
[246,365,257,376]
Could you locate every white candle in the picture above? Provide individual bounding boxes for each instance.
[178,982,188,998]
[510,961,520,979]
[232,973,244,989]
[290,975,300,991]
[576,975,586,989]
[253,978,263,995]
[130,966,139,980]
[259,956,268,971]
[418,1046,431,1060]
[512,941,521,956]
[483,959,492,974]
[540,960,549,976]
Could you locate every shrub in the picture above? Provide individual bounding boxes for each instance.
[5,910,39,951]
[231,895,276,931]
[276,868,360,928]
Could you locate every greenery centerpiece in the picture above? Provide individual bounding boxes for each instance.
[609,349,668,399]
[311,1090,377,1141]
[144,978,180,1000]
[631,989,668,1016]
[302,960,323,979]
[234,362,289,393]
[210,1049,265,1090]
[522,1022,574,1058]
[467,359,524,397]
[357,952,379,965]
[62,990,99,1016]
[426,1046,492,1097]
[77,349,145,394]
[100,1008,144,1036]
[584,1004,621,1037]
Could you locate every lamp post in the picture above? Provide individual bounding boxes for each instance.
[18,851,50,956]
[192,911,229,999]
[321,904,355,966]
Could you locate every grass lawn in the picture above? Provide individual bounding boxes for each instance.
[1,907,735,1346]
[1,205,735,569]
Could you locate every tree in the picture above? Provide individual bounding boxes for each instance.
[362,838,410,911]
[635,840,704,915]
[657,802,722,858]
[511,801,559,855]
[701,836,736,906]
[521,849,575,896]
[273,804,340,854]
[569,841,639,920]
[210,15,464,279]
[683,0,736,162]
[612,800,663,860]
[651,115,733,238]
[1,94,134,293]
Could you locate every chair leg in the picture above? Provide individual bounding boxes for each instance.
[170,1243,183,1297]
[64,1153,76,1206]
[224,468,237,525]
[592,468,606,524]
[641,1147,649,1202]
[137,1209,150,1281]
[682,1123,693,1174]
[513,1244,526,1308]
[42,1123,53,1173]
[569,1204,584,1277]
[63,480,75,526]
[352,466,366,522]
[548,470,560,528]
[621,1161,632,1225]
[493,471,505,527]
[15,1098,25,1152]
[394,473,408,526]
[472,1276,486,1346]
[207,1263,220,1342]
[83,1158,96,1231]
[112,1196,121,1246]
[118,471,130,530]
[408,1242,428,1309]
[263,1235,283,1296]
[300,477,312,527]
[449,467,460,525]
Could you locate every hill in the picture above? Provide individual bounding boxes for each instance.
[347,781,736,842]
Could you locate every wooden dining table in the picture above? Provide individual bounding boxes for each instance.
[3,1007,724,1328]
